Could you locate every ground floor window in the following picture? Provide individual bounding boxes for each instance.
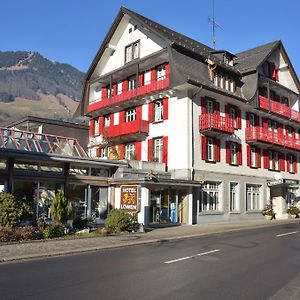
[246,184,261,211]
[230,182,239,212]
[286,187,298,206]
[91,186,109,221]
[199,181,221,212]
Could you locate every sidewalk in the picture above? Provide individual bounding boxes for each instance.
[0,219,298,263]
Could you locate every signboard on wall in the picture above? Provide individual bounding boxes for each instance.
[120,185,139,212]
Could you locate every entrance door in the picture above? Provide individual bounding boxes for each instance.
[90,186,108,224]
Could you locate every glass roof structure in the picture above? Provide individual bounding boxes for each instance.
[0,127,87,158]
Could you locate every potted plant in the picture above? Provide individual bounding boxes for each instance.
[287,202,300,218]
[262,202,276,220]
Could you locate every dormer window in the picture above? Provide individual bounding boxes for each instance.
[125,41,140,63]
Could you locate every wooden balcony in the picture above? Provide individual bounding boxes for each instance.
[199,113,234,135]
[246,127,300,151]
[259,95,300,123]
[100,120,149,143]
[88,75,170,114]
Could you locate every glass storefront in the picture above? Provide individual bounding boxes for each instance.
[150,189,184,224]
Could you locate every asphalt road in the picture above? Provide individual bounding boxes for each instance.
[1,223,300,300]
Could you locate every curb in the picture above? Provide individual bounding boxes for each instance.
[0,219,298,263]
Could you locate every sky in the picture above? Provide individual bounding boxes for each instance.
[1,0,300,75]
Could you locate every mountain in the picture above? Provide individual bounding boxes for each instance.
[0,51,85,125]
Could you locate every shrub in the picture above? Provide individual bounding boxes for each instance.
[37,218,46,231]
[72,217,87,230]
[287,202,300,216]
[43,224,65,239]
[105,209,139,233]
[50,190,72,223]
[0,226,35,242]
[0,193,32,228]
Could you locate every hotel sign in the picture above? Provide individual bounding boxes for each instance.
[120,185,139,212]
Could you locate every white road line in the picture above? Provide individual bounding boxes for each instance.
[164,249,220,264]
[276,231,298,237]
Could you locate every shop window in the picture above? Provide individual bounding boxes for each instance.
[199,182,221,212]
[230,182,239,212]
[40,163,63,173]
[0,159,6,169]
[246,184,261,211]
[14,161,38,171]
[91,168,109,177]
[125,41,139,63]
[69,166,89,176]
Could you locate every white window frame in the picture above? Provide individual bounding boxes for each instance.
[249,113,255,127]
[229,182,239,212]
[153,138,163,163]
[288,155,293,173]
[207,138,215,162]
[104,115,111,128]
[154,100,163,122]
[125,41,140,63]
[230,142,237,165]
[229,107,237,128]
[94,119,100,136]
[93,86,102,102]
[144,70,151,85]
[246,184,261,211]
[156,65,166,81]
[125,143,135,160]
[128,76,137,91]
[250,147,257,168]
[206,99,214,114]
[117,81,122,95]
[125,108,136,122]
[273,152,279,170]
[199,182,221,212]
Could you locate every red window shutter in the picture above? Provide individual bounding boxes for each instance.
[279,153,285,171]
[263,149,269,169]
[201,136,207,161]
[257,148,261,168]
[122,80,128,92]
[138,73,144,87]
[135,141,141,161]
[136,106,142,120]
[89,119,95,137]
[118,144,124,160]
[162,136,168,166]
[238,143,242,165]
[112,83,117,96]
[215,138,220,162]
[246,112,250,128]
[226,141,230,164]
[150,68,156,82]
[247,145,251,166]
[101,87,107,99]
[148,102,154,123]
[201,97,207,114]
[278,123,283,135]
[119,111,125,124]
[237,109,241,129]
[163,98,169,120]
[262,118,268,130]
[96,147,101,157]
[293,156,297,173]
[214,101,220,116]
[147,139,153,161]
[99,116,104,133]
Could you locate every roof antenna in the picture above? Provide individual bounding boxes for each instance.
[208,0,222,49]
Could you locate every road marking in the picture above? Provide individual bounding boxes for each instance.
[276,231,298,237]
[164,249,220,264]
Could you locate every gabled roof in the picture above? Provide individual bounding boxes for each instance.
[234,40,280,74]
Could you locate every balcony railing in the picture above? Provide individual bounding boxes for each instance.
[246,127,300,151]
[0,127,87,157]
[259,95,300,123]
[88,75,170,113]
[199,113,234,135]
[100,120,149,139]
